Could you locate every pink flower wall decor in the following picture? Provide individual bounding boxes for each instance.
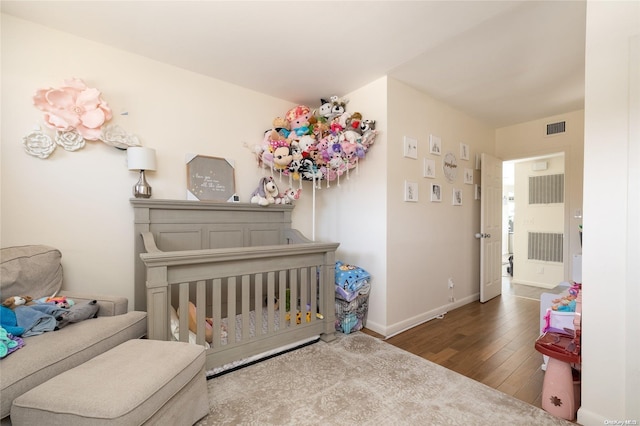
[24,78,142,159]
[33,78,112,141]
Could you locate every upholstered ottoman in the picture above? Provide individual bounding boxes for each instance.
[11,339,209,425]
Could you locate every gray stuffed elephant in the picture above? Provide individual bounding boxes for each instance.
[55,300,99,329]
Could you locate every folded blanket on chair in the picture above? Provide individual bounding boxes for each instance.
[14,304,67,336]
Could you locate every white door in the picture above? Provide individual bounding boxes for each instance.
[479,153,503,303]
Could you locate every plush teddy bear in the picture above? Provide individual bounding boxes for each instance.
[272,116,290,138]
[250,176,279,206]
[2,296,34,310]
[55,300,99,329]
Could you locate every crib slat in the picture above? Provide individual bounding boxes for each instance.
[315,266,322,322]
[279,270,287,328]
[267,272,275,334]
[310,266,318,323]
[212,278,222,348]
[241,275,250,341]
[195,280,206,345]
[178,283,190,343]
[255,273,263,337]
[301,267,309,324]
[290,269,298,327]
[227,277,236,344]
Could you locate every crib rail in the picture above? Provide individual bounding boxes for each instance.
[140,232,339,369]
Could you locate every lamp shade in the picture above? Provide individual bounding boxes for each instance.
[127,147,157,171]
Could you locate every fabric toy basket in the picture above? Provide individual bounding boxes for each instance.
[334,261,371,334]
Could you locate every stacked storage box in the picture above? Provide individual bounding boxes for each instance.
[334,261,371,334]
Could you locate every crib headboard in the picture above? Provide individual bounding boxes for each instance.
[131,199,308,311]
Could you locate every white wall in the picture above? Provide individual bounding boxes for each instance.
[383,78,495,336]
[0,15,312,308]
[579,1,640,424]
[496,109,584,282]
[512,155,565,288]
[314,77,389,332]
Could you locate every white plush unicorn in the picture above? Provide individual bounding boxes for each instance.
[275,188,301,204]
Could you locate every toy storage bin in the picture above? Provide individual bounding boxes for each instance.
[334,261,371,334]
[335,284,370,334]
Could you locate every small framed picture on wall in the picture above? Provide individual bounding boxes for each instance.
[403,136,418,159]
[464,168,474,184]
[404,181,419,202]
[430,183,442,202]
[423,158,436,178]
[460,143,470,161]
[452,188,462,206]
[429,134,442,155]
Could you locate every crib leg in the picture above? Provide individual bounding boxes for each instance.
[320,331,336,342]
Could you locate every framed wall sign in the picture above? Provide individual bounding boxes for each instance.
[186,154,237,201]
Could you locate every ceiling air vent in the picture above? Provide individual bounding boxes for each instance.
[546,121,566,136]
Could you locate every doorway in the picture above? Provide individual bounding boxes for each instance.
[502,153,566,289]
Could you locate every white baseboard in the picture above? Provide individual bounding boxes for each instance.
[365,293,479,338]
[576,406,609,426]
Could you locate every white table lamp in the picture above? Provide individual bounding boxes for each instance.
[127,147,157,198]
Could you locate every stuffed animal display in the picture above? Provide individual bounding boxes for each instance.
[250,96,378,189]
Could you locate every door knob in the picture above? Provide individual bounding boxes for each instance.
[475,233,491,238]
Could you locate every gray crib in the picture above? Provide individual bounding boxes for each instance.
[131,199,339,372]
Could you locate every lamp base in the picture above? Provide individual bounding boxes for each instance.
[133,170,152,198]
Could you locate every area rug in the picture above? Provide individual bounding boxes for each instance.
[196,333,572,425]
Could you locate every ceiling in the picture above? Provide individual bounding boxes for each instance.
[1,1,587,128]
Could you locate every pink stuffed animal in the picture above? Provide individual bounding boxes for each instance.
[285,105,312,136]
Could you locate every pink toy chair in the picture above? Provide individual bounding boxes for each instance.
[535,286,581,421]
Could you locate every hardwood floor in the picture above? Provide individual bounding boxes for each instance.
[363,277,559,409]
